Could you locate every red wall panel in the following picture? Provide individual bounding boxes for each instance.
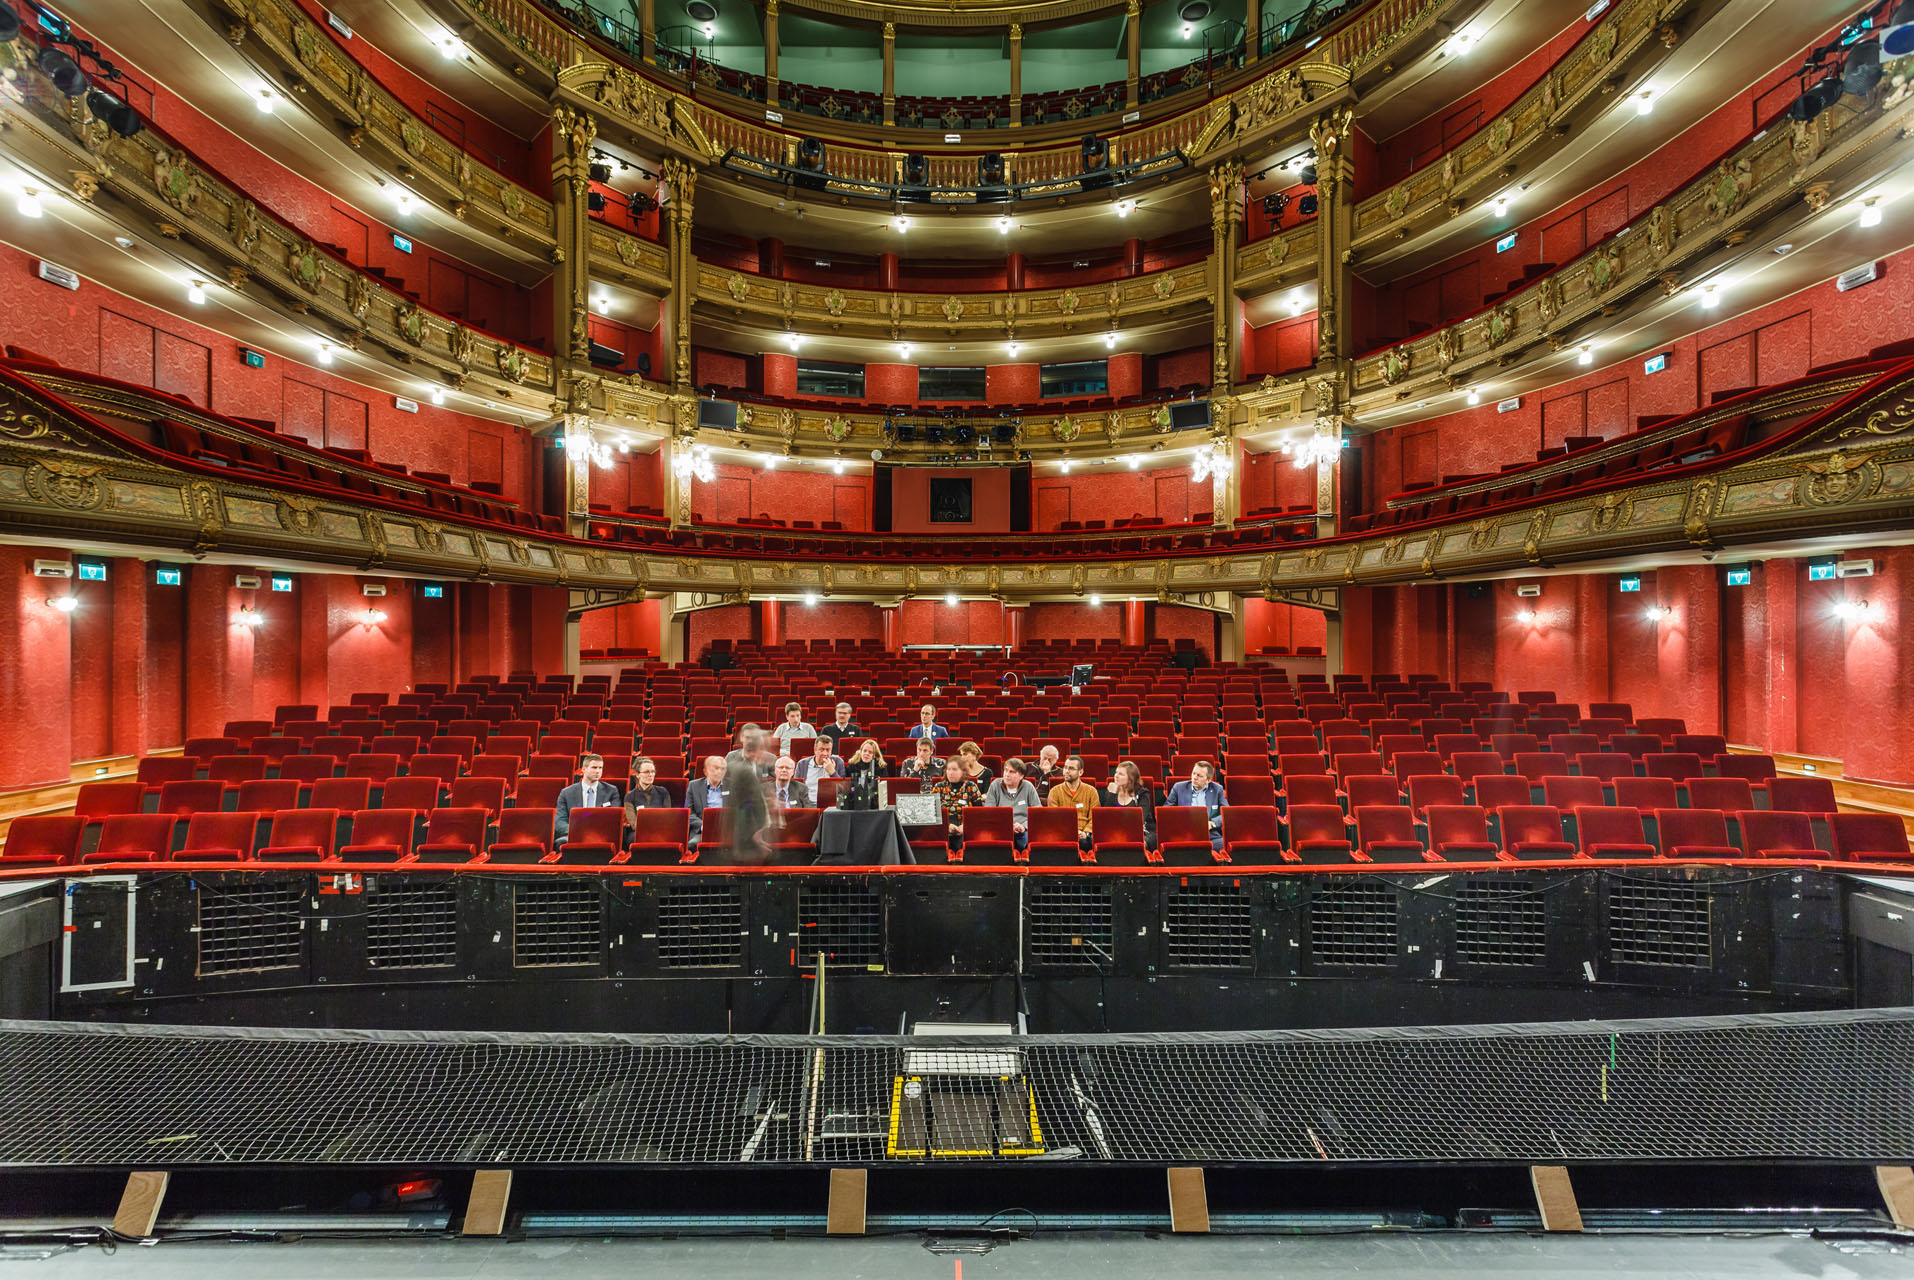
[1026,602,1121,645]
[985,363,1040,404]
[1150,604,1216,659]
[889,468,1011,534]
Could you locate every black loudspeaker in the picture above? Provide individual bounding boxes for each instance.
[704,651,736,671]
[978,152,1006,186]
[1298,193,1318,216]
[1170,652,1203,670]
[926,425,947,444]
[895,423,917,443]
[954,424,976,445]
[589,162,613,183]
[904,152,929,184]
[637,352,652,375]
[797,136,826,170]
[992,422,1017,444]
[587,191,607,212]
[0,4,18,40]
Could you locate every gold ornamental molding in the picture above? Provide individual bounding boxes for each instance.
[213,0,556,249]
[695,260,1208,343]
[1347,84,1914,412]
[3,358,1913,601]
[0,70,558,404]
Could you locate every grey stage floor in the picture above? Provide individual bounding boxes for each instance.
[6,1233,1914,1278]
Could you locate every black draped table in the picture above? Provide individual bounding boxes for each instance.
[813,808,914,865]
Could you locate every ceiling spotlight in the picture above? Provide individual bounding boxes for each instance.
[803,592,818,606]
[1287,293,1306,316]
[1577,344,1594,366]
[1180,21,1192,36]
[38,46,86,97]
[897,342,913,358]
[701,20,714,36]
[783,331,802,348]
[1060,459,1073,473]
[762,452,778,469]
[1007,342,1021,357]
[1104,331,1118,349]
[1114,198,1135,217]
[360,608,387,625]
[1089,593,1103,606]
[47,594,78,614]
[832,457,846,474]
[394,190,417,214]
[1491,195,1508,217]
[1859,198,1884,228]
[317,343,334,364]
[235,608,264,627]
[995,215,1013,234]
[1466,388,1480,405]
[1634,89,1655,115]
[187,280,206,304]
[1125,455,1140,469]
[256,88,276,113]
[946,592,959,606]
[1447,29,1475,54]
[429,387,445,405]
[1698,284,1719,308]
[15,189,42,219]
[891,214,910,232]
[436,33,464,57]
[593,294,609,313]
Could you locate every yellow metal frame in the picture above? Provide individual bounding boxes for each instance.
[885,1074,1047,1158]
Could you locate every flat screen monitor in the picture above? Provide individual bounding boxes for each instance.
[697,398,739,430]
[1169,400,1211,431]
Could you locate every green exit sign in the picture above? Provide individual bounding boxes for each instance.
[239,347,266,368]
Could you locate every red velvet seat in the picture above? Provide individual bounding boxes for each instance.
[1155,805,1219,865]
[176,810,260,862]
[960,806,1019,866]
[82,814,174,863]
[1830,814,1912,862]
[1643,753,1706,782]
[1471,774,1530,811]
[1542,776,1604,812]
[1,815,82,867]
[235,779,300,814]
[1423,805,1499,861]
[207,755,267,787]
[1499,806,1574,859]
[1714,753,1778,785]
[1613,776,1680,812]
[627,808,691,864]
[1654,808,1738,859]
[515,776,566,809]
[1685,777,1755,814]
[556,807,627,864]
[308,777,370,813]
[259,809,339,862]
[1573,753,1635,783]
[1090,806,1148,866]
[488,807,556,864]
[339,809,415,863]
[1449,752,1505,782]
[1575,806,1655,860]
[1767,776,1838,815]
[1025,807,1085,866]
[1406,774,1468,818]
[1343,775,1402,810]
[448,776,508,820]
[344,753,403,783]
[1354,805,1431,863]
[1741,810,1819,859]
[1286,804,1359,864]
[278,755,337,791]
[416,807,488,863]
[156,779,226,818]
[380,775,443,811]
[771,808,822,859]
[1220,805,1284,865]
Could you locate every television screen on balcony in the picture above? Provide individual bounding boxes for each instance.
[1041,360,1109,398]
[697,398,739,430]
[1169,401,1211,431]
[797,359,865,397]
[919,367,986,400]
[928,478,973,524]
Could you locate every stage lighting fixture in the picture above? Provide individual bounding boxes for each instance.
[926,425,947,444]
[978,151,1006,186]
[1788,71,1844,122]
[589,162,613,183]
[1300,164,1318,186]
[38,46,87,97]
[86,89,141,137]
[895,423,917,443]
[1261,191,1289,221]
[587,191,606,212]
[1298,193,1318,216]
[1843,38,1882,96]
[904,152,929,185]
[992,423,1017,444]
[796,136,826,170]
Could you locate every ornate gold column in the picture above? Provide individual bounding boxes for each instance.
[1009,23,1023,127]
[764,0,780,108]
[1126,0,1141,109]
[1310,377,1343,538]
[1244,0,1260,64]
[562,417,595,535]
[641,0,656,62]
[883,22,897,126]
[552,106,598,536]
[662,156,698,394]
[1208,158,1243,397]
[1309,104,1354,537]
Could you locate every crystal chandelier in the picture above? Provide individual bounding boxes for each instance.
[1191,440,1233,484]
[673,442,716,484]
[1290,433,1341,470]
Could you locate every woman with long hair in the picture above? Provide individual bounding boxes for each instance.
[1104,759,1157,849]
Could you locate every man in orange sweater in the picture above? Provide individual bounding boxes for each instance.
[1046,753,1100,851]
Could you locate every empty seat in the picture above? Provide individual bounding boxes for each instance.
[1286,804,1357,864]
[959,806,1019,866]
[1655,808,1738,859]
[487,808,556,864]
[1830,814,1912,862]
[339,809,415,862]
[1643,753,1706,781]
[1542,776,1604,811]
[1767,776,1838,815]
[1740,810,1819,859]
[1406,774,1468,818]
[1685,777,1755,813]
[1353,805,1430,863]
[176,811,260,862]
[310,777,372,812]
[155,779,226,818]
[448,776,508,819]
[1,815,82,867]
[1613,776,1680,811]
[1423,806,1499,861]
[235,779,300,814]
[1573,753,1636,783]
[1714,753,1779,785]
[1025,807,1086,866]
[1499,806,1574,860]
[1575,806,1655,859]
[626,809,690,864]
[1343,775,1403,810]
[259,809,339,862]
[1471,774,1531,811]
[416,808,488,863]
[556,807,626,864]
[1219,806,1284,865]
[82,813,174,863]
[381,776,443,811]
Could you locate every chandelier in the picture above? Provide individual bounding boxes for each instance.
[1288,433,1341,471]
[672,442,716,484]
[1191,440,1233,484]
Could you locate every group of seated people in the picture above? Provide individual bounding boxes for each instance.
[567,694,1233,861]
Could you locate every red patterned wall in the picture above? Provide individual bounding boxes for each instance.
[1026,602,1122,644]
[1150,604,1216,658]
[1029,466,1214,530]
[579,600,662,652]
[1243,599,1329,653]
[687,461,873,529]
[786,602,887,644]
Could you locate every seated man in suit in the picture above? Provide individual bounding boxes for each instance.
[794,735,845,804]
[685,755,728,851]
[556,752,622,844]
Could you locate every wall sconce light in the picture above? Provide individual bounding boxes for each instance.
[803,592,818,606]
[945,592,959,606]
[1645,605,1670,621]
[47,594,78,613]
[1833,598,1871,620]
[1515,608,1536,624]
[360,607,387,625]
[235,608,265,627]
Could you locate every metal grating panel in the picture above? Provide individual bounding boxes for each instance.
[1310,880,1398,968]
[1028,881,1113,964]
[1455,878,1548,967]
[512,881,603,968]
[1166,882,1253,969]
[366,882,459,969]
[195,880,304,977]
[796,882,883,968]
[1609,879,1711,968]
[4,1010,1914,1167]
[657,884,744,969]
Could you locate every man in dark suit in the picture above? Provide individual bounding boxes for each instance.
[555,752,622,844]
[685,755,728,851]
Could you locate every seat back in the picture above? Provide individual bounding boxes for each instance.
[1643,753,1705,781]
[1471,774,1530,811]
[1499,805,1568,853]
[311,777,372,812]
[262,809,338,861]
[1767,776,1838,815]
[1656,807,1732,856]
[627,808,691,857]
[449,776,508,818]
[156,779,226,817]
[1685,777,1755,813]
[1286,804,1348,847]
[1830,814,1912,862]
[90,814,174,861]
[1449,752,1505,782]
[179,810,260,860]
[1575,805,1647,853]
[235,779,301,813]
[1425,805,1492,851]
[1741,810,1816,858]
[74,781,146,819]
[419,808,488,861]
[1354,805,1421,856]
[1613,776,1680,811]
[493,807,555,853]
[381,776,443,811]
[1406,774,1467,816]
[1,815,82,864]
[342,809,414,861]
[278,755,338,785]
[1542,775,1604,811]
[962,806,1017,842]
[1713,753,1778,784]
[1573,752,1634,782]
[1512,753,1571,784]
[344,753,403,782]
[207,755,267,785]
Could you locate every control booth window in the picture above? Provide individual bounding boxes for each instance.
[918,366,987,400]
[796,359,865,397]
[929,477,973,523]
[1041,360,1109,398]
